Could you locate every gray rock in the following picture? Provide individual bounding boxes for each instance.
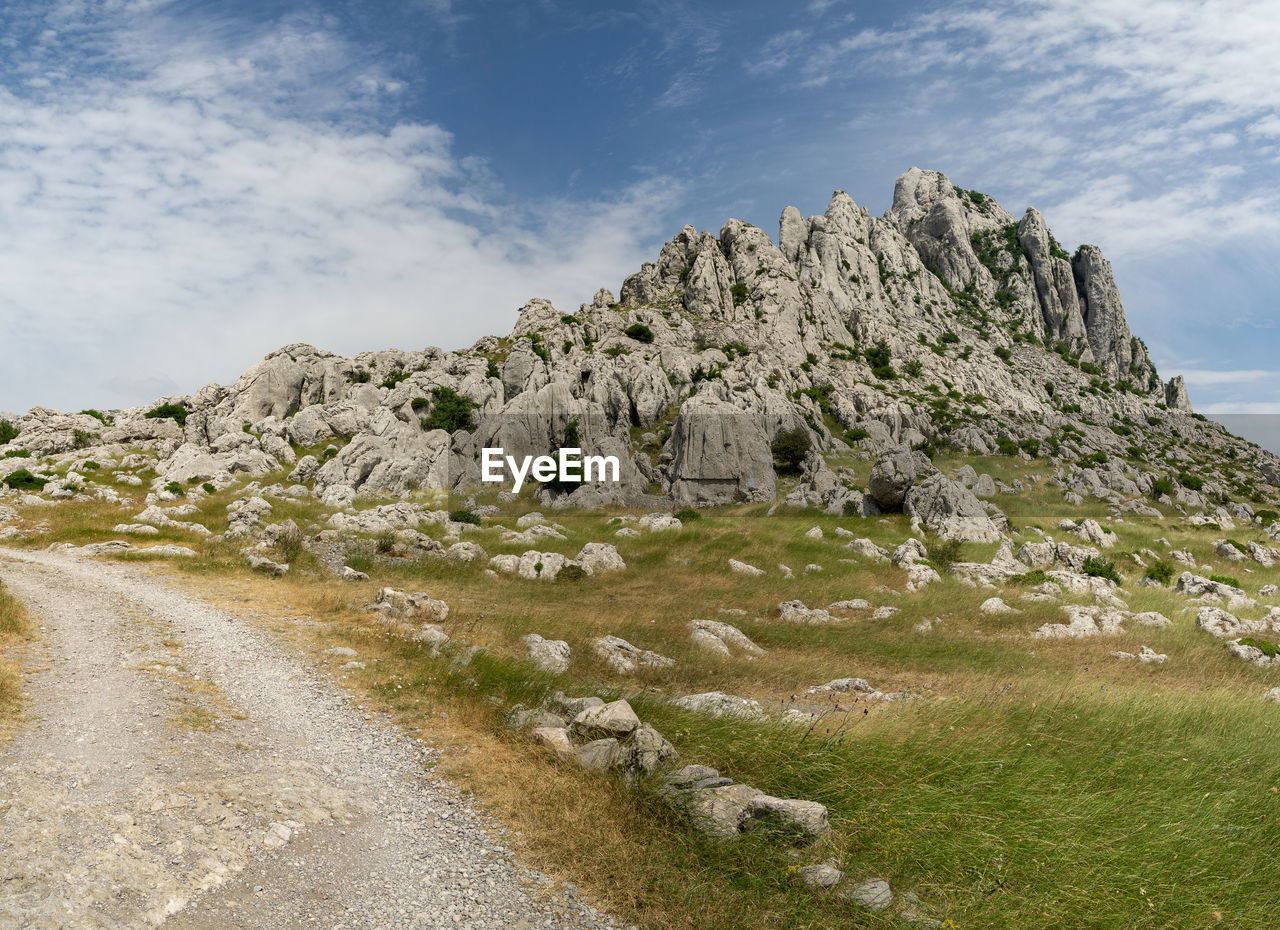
[794,863,843,888]
[839,878,893,912]
[521,634,571,675]
[668,397,776,505]
[869,447,936,511]
[739,796,830,841]
[904,474,1003,542]
[569,699,641,741]
[589,635,675,674]
[672,692,764,718]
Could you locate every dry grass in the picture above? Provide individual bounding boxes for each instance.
[0,576,31,738]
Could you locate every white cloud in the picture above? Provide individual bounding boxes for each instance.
[0,5,680,412]
[1175,369,1279,386]
[766,0,1280,260]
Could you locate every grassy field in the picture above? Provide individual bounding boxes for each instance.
[5,453,1280,927]
[0,575,30,737]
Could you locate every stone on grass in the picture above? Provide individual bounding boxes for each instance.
[590,635,675,674]
[794,864,843,888]
[531,726,575,762]
[839,878,893,912]
[673,692,764,719]
[739,796,830,840]
[688,619,765,658]
[568,699,641,741]
[777,600,835,624]
[521,633,571,674]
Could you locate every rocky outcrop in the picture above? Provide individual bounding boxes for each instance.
[904,474,1003,542]
[5,166,1276,518]
[668,397,775,506]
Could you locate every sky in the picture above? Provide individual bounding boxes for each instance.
[0,0,1277,437]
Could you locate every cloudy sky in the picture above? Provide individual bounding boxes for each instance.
[0,0,1277,427]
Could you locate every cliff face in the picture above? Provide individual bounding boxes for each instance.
[2,168,1276,514]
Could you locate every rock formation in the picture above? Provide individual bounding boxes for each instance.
[2,167,1275,512]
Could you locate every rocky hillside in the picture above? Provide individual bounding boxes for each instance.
[2,168,1277,528]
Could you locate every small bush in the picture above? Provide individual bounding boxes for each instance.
[2,468,46,490]
[0,420,16,445]
[486,359,501,379]
[1144,560,1175,585]
[449,509,481,525]
[342,538,374,574]
[375,529,397,554]
[1210,573,1243,589]
[202,482,216,494]
[79,409,109,424]
[163,481,186,497]
[1178,472,1205,491]
[624,322,655,344]
[930,539,964,574]
[864,341,896,380]
[994,346,1012,363]
[144,403,188,428]
[903,359,924,377]
[1239,636,1280,658]
[730,282,749,306]
[1256,509,1279,526]
[673,508,700,522]
[82,461,100,471]
[274,524,306,563]
[381,369,410,389]
[845,427,871,443]
[411,397,430,412]
[3,449,30,459]
[996,437,1019,455]
[1082,556,1121,584]
[420,386,477,433]
[322,446,338,460]
[351,368,372,383]
[842,498,861,517]
[1019,438,1041,457]
[1011,569,1049,586]
[72,429,97,450]
[557,564,588,583]
[1150,477,1174,498]
[770,428,811,474]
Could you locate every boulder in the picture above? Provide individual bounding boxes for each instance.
[668,397,776,505]
[672,692,764,718]
[687,619,765,658]
[568,699,641,741]
[589,635,675,674]
[868,447,936,511]
[521,634,571,674]
[576,542,626,573]
[904,474,1003,542]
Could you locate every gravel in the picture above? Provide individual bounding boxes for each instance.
[0,549,623,930]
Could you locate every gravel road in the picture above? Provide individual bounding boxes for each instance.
[0,549,621,930]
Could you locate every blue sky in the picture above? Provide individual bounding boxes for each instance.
[0,0,1277,422]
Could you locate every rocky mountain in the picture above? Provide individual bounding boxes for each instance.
[2,168,1277,533]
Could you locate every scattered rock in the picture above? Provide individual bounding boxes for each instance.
[589,635,675,674]
[687,619,765,658]
[521,634,571,674]
[672,692,764,719]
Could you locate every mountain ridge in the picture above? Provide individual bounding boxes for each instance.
[2,168,1277,526]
